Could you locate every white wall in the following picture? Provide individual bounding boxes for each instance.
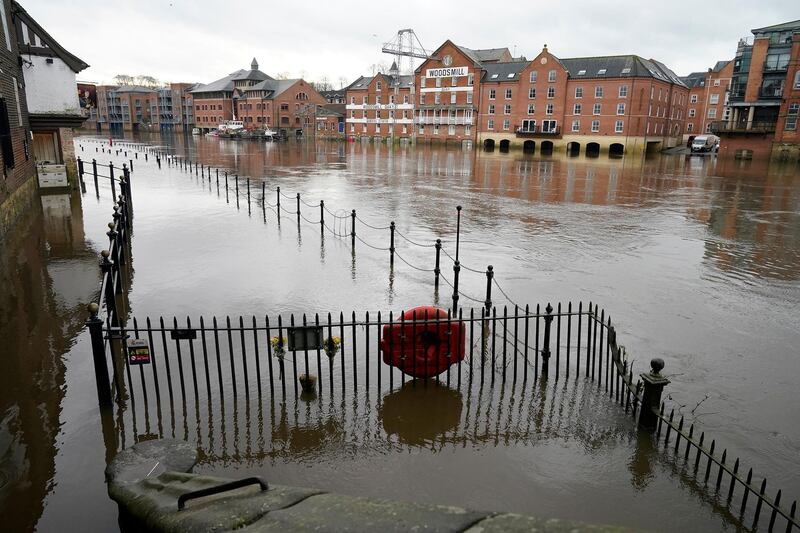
[23,56,80,115]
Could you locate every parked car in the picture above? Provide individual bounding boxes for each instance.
[691,134,720,153]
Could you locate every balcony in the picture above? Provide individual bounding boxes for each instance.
[515,126,561,138]
[416,116,474,125]
[710,121,776,134]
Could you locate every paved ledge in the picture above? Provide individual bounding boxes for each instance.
[106,439,635,532]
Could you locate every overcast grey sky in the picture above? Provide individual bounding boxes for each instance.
[23,0,798,86]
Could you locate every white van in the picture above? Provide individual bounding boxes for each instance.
[691,135,719,153]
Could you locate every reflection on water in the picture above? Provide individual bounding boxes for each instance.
[0,193,97,532]
[381,382,462,446]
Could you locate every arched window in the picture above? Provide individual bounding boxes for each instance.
[296,92,308,100]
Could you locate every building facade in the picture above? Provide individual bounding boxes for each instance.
[96,85,157,132]
[682,61,733,139]
[345,62,415,141]
[12,0,87,186]
[712,20,800,159]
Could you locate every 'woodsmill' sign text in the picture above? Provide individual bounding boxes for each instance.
[425,66,469,78]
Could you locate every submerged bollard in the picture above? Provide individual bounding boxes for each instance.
[434,239,442,288]
[639,358,670,431]
[541,303,553,377]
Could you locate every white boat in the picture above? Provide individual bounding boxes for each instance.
[205,129,219,137]
[191,127,201,135]
[264,128,278,141]
[218,120,244,133]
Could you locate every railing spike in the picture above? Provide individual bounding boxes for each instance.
[716,449,726,490]
[740,468,753,515]
[728,458,740,502]
[768,489,781,532]
[752,478,767,528]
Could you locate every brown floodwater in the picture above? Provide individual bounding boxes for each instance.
[0,133,798,531]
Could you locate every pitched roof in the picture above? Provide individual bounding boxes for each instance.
[560,55,686,87]
[454,45,513,65]
[712,60,731,73]
[191,66,272,94]
[482,61,528,82]
[11,1,88,72]
[244,78,299,99]
[113,86,157,94]
[751,20,800,34]
[681,72,706,89]
[345,76,372,91]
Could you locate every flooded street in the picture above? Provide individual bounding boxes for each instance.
[1,134,799,531]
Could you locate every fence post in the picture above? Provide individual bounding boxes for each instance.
[247,178,251,204]
[638,359,670,431]
[156,154,161,169]
[86,303,113,407]
[144,152,148,161]
[277,186,281,213]
[109,162,117,200]
[451,260,460,312]
[351,209,356,247]
[122,164,133,215]
[100,250,117,320]
[389,221,395,264]
[296,193,300,223]
[434,239,441,288]
[129,159,133,172]
[235,175,239,195]
[77,157,86,192]
[542,303,553,377]
[484,265,493,313]
[320,200,324,227]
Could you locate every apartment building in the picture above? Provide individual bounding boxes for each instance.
[96,85,157,132]
[150,83,197,133]
[681,61,733,138]
[709,20,800,159]
[345,61,415,140]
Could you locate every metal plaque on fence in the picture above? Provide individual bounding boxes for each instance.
[170,328,197,340]
[127,339,151,365]
[287,326,323,351]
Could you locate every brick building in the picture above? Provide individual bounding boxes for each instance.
[681,61,733,138]
[151,83,197,133]
[345,61,415,141]
[96,85,157,132]
[191,58,326,136]
[712,20,800,159]
[0,0,43,235]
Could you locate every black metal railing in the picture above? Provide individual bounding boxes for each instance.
[710,121,777,134]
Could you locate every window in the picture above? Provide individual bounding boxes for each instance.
[436,77,442,88]
[362,96,368,105]
[449,124,455,135]
[452,76,458,87]
[468,74,474,86]
[591,120,600,132]
[489,89,496,99]
[573,104,582,115]
[709,94,719,104]
[505,88,512,99]
[488,104,495,115]
[619,85,628,97]
[597,69,607,75]
[0,99,14,169]
[541,119,557,132]
[433,124,439,135]
[350,123,355,133]
[615,120,623,133]
[572,119,580,132]
[420,94,425,104]
[593,103,601,115]
[376,96,381,104]
[708,108,717,118]
[577,69,586,76]
[595,86,603,98]
[548,70,556,82]
[419,124,424,134]
[390,95,395,104]
[450,92,456,104]
[521,119,535,131]
[529,87,536,98]
[529,71,537,83]
[376,81,382,91]
[434,93,441,104]
[713,79,720,87]
[785,103,799,130]
[617,103,625,115]
[547,86,555,98]
[687,123,693,132]
[575,87,583,98]
[527,104,534,114]
[688,108,696,117]
[621,67,631,75]
[421,77,426,88]
[403,95,409,104]
[760,79,784,98]
[503,104,511,115]
[546,103,554,115]
[465,125,471,135]
[795,71,800,90]
[503,119,510,130]
[487,119,494,130]
[690,94,698,103]
[466,92,473,104]
[764,53,790,71]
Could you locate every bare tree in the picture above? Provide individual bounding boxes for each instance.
[114,74,135,86]
[135,75,161,88]
[276,71,290,80]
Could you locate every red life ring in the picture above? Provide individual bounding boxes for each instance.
[379,306,466,378]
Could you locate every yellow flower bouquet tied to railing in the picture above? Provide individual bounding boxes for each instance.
[270,336,287,358]
[323,336,341,358]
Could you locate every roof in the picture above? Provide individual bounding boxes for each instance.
[11,1,89,72]
[191,65,272,94]
[751,20,800,34]
[345,76,372,91]
[464,47,513,63]
[243,78,299,99]
[481,61,528,82]
[712,60,731,73]
[681,72,706,89]
[560,55,687,87]
[113,86,157,94]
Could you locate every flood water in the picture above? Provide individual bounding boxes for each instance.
[1,133,798,531]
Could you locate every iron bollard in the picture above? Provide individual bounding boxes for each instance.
[484,265,494,313]
[225,171,228,189]
[351,209,356,247]
[296,193,300,223]
[277,187,281,214]
[639,358,670,431]
[320,200,324,226]
[452,260,460,312]
[86,302,112,407]
[542,303,553,377]
[109,162,116,200]
[434,239,442,288]
[235,175,239,195]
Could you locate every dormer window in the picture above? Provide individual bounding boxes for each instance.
[621,67,631,74]
[598,69,607,75]
[577,70,586,76]
[490,74,498,79]
[506,73,515,79]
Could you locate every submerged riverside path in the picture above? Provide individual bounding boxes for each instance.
[1,134,798,531]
